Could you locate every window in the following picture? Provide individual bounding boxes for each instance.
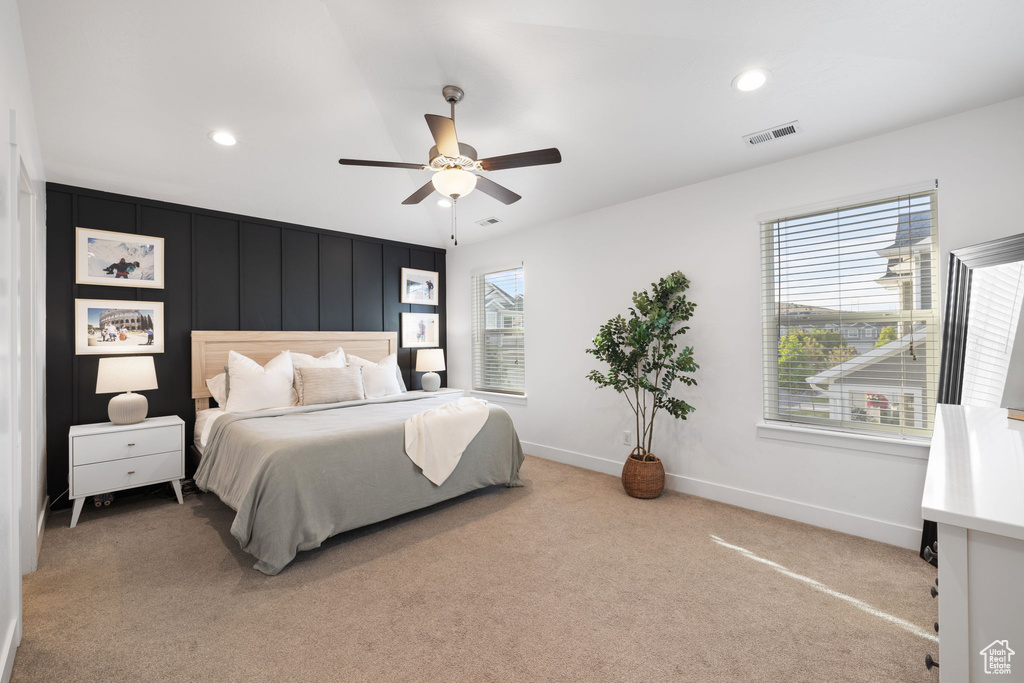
[472,266,525,395]
[762,190,939,438]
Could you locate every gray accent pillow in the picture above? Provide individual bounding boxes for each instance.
[294,366,365,406]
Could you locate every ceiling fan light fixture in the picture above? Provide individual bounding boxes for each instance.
[209,130,237,146]
[431,168,477,198]
[732,68,771,92]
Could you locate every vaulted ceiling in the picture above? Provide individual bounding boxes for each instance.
[17,0,1024,247]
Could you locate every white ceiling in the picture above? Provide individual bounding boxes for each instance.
[17,0,1024,247]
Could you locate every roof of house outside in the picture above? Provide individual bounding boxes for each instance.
[805,326,926,388]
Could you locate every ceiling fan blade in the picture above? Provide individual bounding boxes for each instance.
[338,158,427,170]
[401,180,436,205]
[424,114,460,158]
[479,147,561,172]
[474,175,522,205]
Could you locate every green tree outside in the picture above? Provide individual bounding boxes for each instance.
[874,325,897,348]
[778,328,858,392]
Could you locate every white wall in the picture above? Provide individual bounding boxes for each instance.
[448,96,1024,550]
[1,0,47,679]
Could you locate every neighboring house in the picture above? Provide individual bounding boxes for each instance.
[485,280,523,332]
[481,279,525,391]
[874,210,935,337]
[805,327,929,429]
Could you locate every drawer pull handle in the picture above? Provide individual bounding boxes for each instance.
[925,653,939,670]
[127,470,136,475]
[127,443,136,447]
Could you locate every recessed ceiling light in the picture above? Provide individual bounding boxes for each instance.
[732,68,771,92]
[209,130,237,146]
[436,198,452,208]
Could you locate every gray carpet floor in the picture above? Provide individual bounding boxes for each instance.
[14,455,938,682]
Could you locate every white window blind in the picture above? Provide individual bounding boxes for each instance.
[762,190,940,438]
[961,261,1024,407]
[472,266,525,395]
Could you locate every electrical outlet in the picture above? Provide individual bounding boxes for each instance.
[622,430,631,445]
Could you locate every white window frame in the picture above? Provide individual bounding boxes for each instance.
[470,263,526,403]
[760,183,940,443]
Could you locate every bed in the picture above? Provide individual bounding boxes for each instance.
[190,331,525,575]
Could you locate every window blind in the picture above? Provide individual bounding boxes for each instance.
[471,266,525,395]
[961,261,1024,407]
[761,190,939,438]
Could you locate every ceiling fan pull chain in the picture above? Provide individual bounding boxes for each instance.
[452,196,459,246]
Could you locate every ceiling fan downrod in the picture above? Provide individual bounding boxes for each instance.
[442,85,464,123]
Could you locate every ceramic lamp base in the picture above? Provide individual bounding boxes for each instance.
[108,391,148,425]
[421,372,441,392]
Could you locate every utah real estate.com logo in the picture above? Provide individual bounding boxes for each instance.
[979,639,1015,675]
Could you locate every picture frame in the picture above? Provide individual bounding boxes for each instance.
[401,312,440,348]
[75,299,165,355]
[76,227,165,289]
[400,267,439,306]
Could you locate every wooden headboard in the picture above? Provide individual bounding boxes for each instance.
[190,330,399,412]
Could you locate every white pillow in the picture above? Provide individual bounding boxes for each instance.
[206,373,228,405]
[291,347,347,395]
[224,350,296,413]
[347,353,402,398]
[291,346,346,370]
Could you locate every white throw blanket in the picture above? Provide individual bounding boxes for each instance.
[404,397,489,485]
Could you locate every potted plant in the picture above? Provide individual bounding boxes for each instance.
[586,271,698,498]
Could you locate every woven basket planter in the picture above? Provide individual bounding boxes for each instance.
[621,448,665,499]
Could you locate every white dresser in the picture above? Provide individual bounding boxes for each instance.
[921,405,1024,680]
[68,415,185,528]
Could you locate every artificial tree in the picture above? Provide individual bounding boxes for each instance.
[586,271,698,462]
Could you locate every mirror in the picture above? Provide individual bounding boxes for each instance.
[960,260,1024,407]
[938,231,1024,406]
[924,231,1024,560]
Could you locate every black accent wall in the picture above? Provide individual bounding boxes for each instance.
[46,184,446,500]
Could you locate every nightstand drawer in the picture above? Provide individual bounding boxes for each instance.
[72,450,183,497]
[72,425,181,466]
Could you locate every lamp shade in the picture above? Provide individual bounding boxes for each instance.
[415,349,446,373]
[96,356,158,394]
[431,168,476,198]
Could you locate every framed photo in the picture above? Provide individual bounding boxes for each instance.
[76,227,165,289]
[75,299,165,355]
[400,267,439,306]
[401,312,440,348]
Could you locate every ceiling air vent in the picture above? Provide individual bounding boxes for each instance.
[476,217,501,227]
[743,120,802,147]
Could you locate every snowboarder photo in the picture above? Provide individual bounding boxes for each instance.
[76,227,164,289]
[102,258,142,279]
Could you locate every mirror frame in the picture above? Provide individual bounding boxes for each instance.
[938,231,1024,404]
[924,231,1024,561]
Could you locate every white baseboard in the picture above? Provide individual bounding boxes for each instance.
[35,496,48,561]
[1,615,18,683]
[520,441,922,550]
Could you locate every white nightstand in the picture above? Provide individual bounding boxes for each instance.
[68,415,185,528]
[409,388,464,398]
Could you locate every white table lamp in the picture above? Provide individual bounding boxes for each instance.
[415,349,445,392]
[96,356,158,424]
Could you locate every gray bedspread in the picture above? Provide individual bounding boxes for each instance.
[194,394,524,575]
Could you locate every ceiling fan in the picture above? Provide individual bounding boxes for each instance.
[338,85,561,207]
